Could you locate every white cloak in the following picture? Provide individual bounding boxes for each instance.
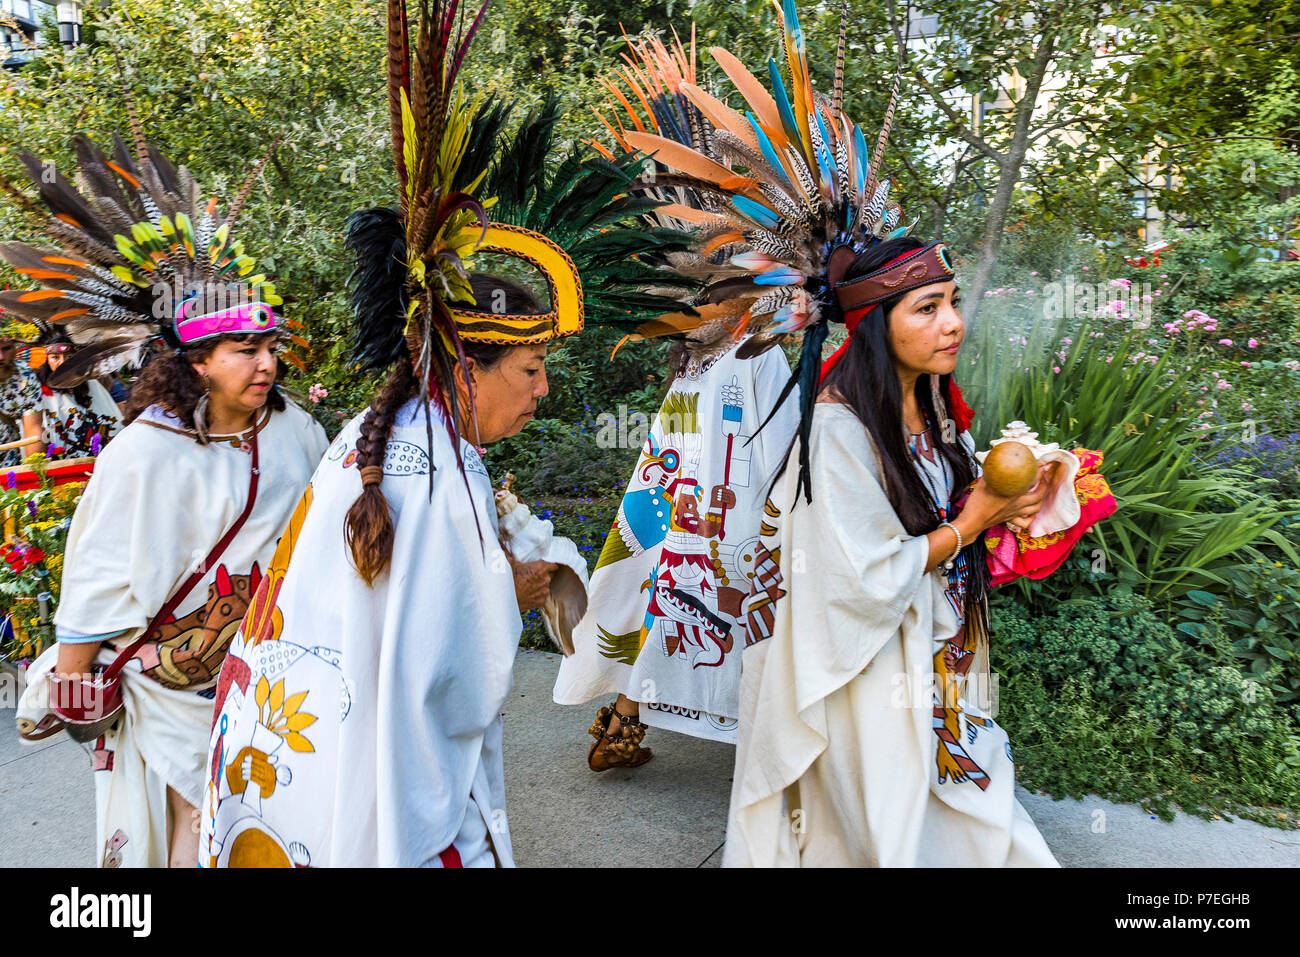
[723,403,1057,867]
[553,343,797,742]
[201,398,522,868]
[16,400,327,867]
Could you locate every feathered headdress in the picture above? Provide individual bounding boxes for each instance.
[0,109,302,389]
[590,3,965,496]
[345,0,693,477]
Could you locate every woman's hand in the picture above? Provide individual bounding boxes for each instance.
[963,463,1054,534]
[512,558,558,612]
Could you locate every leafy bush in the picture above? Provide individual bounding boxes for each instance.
[992,588,1300,824]
[964,303,1299,607]
[1172,550,1300,708]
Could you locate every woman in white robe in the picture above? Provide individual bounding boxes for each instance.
[554,340,797,765]
[724,238,1059,867]
[16,333,328,868]
[201,276,560,868]
[32,335,123,458]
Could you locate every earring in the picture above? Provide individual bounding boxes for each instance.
[194,374,211,446]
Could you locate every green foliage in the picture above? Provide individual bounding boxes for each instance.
[992,589,1300,823]
[963,295,1298,605]
[1173,553,1300,708]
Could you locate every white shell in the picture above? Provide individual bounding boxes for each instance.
[494,492,589,656]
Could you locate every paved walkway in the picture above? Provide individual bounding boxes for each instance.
[2,651,1298,867]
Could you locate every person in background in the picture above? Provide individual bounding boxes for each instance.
[33,331,124,458]
[0,330,44,467]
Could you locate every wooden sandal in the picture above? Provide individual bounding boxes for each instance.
[587,702,653,772]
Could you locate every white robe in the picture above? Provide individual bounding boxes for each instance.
[723,403,1057,867]
[16,401,327,868]
[200,398,522,867]
[553,343,797,742]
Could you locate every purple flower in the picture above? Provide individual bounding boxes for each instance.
[25,500,36,518]
[5,472,14,489]
[89,433,102,456]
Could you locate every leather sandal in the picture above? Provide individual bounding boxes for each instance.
[587,702,653,772]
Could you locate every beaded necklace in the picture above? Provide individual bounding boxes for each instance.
[906,408,969,617]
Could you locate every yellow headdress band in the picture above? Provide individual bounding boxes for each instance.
[452,223,584,345]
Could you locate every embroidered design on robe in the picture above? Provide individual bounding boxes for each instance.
[130,563,264,690]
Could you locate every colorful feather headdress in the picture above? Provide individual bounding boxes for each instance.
[590,0,925,495]
[0,112,302,389]
[346,0,694,475]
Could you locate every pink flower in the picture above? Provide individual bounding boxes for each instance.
[1216,379,1231,390]
[1082,266,1090,271]
[308,383,329,404]
[1110,278,1132,288]
[1030,271,1039,276]
[1153,290,1162,296]
[1241,361,1251,368]
[1160,274,1168,278]
[1247,338,1258,348]
[1219,339,1233,345]
[1053,366,1060,373]
[1286,360,1300,372]
[1184,309,1211,322]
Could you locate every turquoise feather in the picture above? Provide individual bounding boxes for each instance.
[733,195,782,231]
[747,113,791,185]
[853,124,869,193]
[754,266,804,286]
[767,59,802,147]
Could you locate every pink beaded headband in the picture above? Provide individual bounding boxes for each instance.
[174,299,279,345]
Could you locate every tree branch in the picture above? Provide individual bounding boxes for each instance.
[886,0,1006,166]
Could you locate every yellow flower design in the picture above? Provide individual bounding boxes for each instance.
[253,676,318,753]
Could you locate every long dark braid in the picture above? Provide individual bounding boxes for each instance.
[344,352,417,585]
[342,273,535,585]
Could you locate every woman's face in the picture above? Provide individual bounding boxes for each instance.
[887,279,964,379]
[46,352,65,372]
[462,344,549,445]
[191,336,279,415]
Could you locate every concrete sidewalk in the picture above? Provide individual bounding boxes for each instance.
[2,650,1298,867]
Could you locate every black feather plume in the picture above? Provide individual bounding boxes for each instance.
[344,206,410,371]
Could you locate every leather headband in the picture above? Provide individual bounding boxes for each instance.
[828,241,955,313]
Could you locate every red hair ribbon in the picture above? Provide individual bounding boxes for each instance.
[947,377,975,433]
[818,303,876,387]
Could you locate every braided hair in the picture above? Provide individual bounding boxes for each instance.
[343,274,538,585]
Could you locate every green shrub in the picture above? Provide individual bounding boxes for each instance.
[992,588,1300,824]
